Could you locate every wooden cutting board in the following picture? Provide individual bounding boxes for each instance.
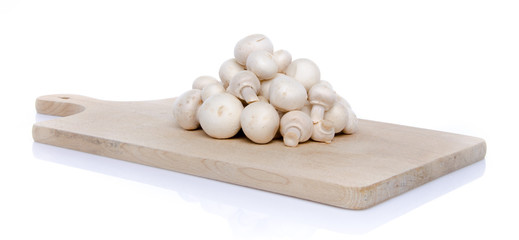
[32,94,486,209]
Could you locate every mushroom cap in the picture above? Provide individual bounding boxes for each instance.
[227,70,260,100]
[234,34,274,65]
[300,101,312,116]
[240,102,280,144]
[272,49,292,73]
[324,102,348,133]
[336,95,352,109]
[192,76,219,90]
[201,82,225,102]
[258,77,274,100]
[269,74,307,112]
[173,89,203,130]
[246,50,278,80]
[308,82,336,110]
[337,95,359,134]
[218,58,244,89]
[343,105,359,134]
[285,58,321,91]
[311,119,335,143]
[198,93,244,139]
[280,111,313,143]
[318,80,333,90]
[257,95,269,103]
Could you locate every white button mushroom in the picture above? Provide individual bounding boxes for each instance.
[324,102,348,133]
[272,49,292,73]
[285,58,321,91]
[173,89,203,130]
[311,120,335,143]
[198,93,244,139]
[257,95,269,103]
[218,58,244,89]
[308,82,336,123]
[192,76,219,90]
[258,77,274,100]
[343,107,359,134]
[300,100,312,116]
[240,102,280,144]
[318,80,333,90]
[246,50,278,80]
[234,34,274,66]
[201,82,225,102]
[279,111,313,147]
[337,96,359,134]
[268,74,307,112]
[227,70,261,104]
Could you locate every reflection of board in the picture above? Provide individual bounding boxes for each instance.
[33,94,486,209]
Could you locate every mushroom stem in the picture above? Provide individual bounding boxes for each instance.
[311,105,325,123]
[241,87,259,103]
[311,120,335,143]
[283,126,301,147]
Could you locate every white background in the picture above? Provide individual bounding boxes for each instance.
[1,0,518,239]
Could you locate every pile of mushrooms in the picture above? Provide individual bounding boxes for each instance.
[173,34,358,147]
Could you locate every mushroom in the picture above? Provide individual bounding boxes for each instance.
[172,89,203,130]
[308,82,336,123]
[227,70,261,104]
[258,77,274,100]
[198,93,244,139]
[311,120,335,143]
[268,74,307,112]
[279,111,313,147]
[234,34,274,65]
[201,82,225,102]
[257,95,269,103]
[337,96,359,134]
[318,80,333,89]
[240,102,280,144]
[192,76,219,90]
[285,58,321,91]
[324,102,348,133]
[246,50,278,80]
[272,49,292,73]
[300,100,312,116]
[218,58,244,89]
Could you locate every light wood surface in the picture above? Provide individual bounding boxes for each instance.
[32,94,486,209]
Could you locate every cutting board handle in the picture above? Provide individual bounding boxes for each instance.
[35,94,93,117]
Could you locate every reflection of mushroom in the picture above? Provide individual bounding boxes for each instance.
[201,82,225,102]
[227,70,261,104]
[198,93,243,139]
[337,96,358,134]
[268,74,307,112]
[285,58,320,91]
[280,111,312,147]
[192,76,219,90]
[173,89,203,130]
[308,82,336,123]
[272,49,292,73]
[324,102,348,133]
[219,59,244,89]
[234,34,274,65]
[240,102,279,144]
[311,119,335,143]
[246,50,278,80]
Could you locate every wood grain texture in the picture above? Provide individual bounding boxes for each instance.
[32,94,486,209]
